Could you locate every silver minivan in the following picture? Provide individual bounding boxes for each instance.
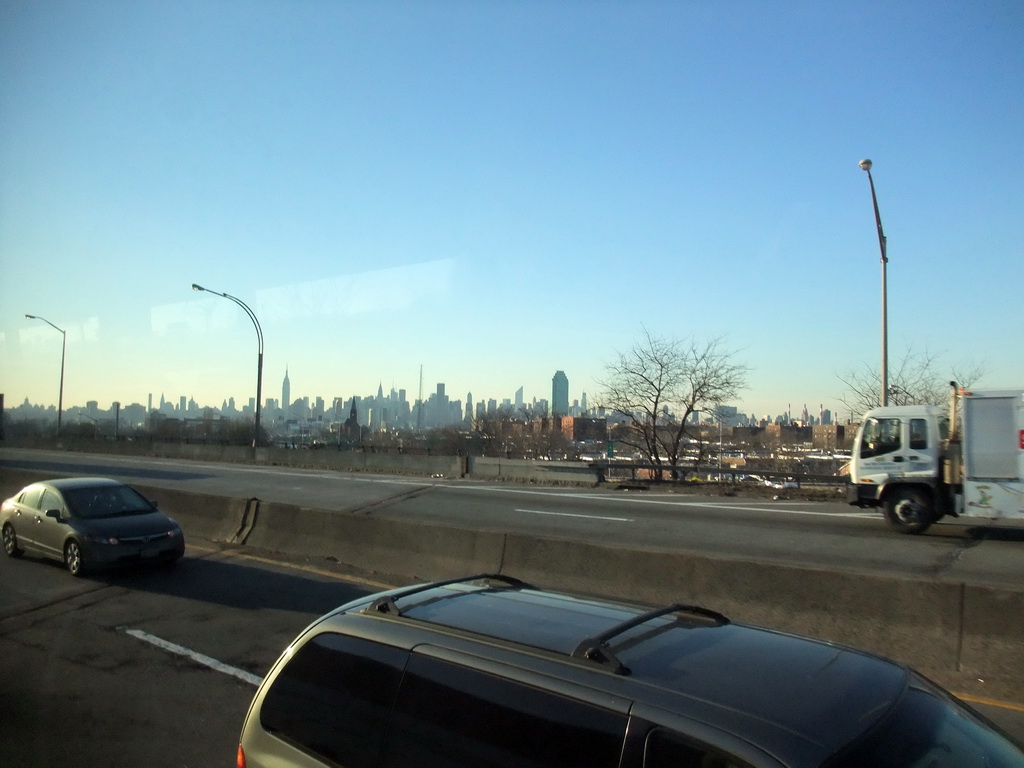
[238,574,1024,768]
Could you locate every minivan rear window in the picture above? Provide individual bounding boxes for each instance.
[260,632,407,768]
[380,653,627,767]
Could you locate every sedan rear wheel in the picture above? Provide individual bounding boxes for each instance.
[2,524,23,557]
[64,539,85,576]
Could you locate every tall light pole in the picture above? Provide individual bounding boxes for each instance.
[25,314,66,437]
[859,159,889,406]
[192,284,264,448]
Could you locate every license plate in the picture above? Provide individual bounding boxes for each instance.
[141,547,158,558]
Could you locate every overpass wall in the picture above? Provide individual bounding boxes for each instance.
[1,468,1020,691]
[33,438,477,480]
[466,456,601,484]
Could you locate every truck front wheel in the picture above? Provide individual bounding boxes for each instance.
[884,488,936,534]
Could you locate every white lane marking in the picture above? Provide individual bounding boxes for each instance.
[124,629,263,687]
[516,508,633,522]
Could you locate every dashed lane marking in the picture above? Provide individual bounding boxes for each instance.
[516,508,633,522]
[124,628,263,687]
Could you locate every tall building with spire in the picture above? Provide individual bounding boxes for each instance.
[282,367,291,418]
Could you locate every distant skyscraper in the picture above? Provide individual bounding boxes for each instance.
[514,386,524,409]
[552,371,569,417]
[282,367,291,416]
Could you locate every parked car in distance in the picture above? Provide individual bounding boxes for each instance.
[1,477,185,575]
[238,574,1024,768]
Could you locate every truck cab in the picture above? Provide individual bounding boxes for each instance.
[848,389,1024,534]
[848,405,949,533]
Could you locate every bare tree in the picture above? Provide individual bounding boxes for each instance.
[597,329,748,474]
[839,346,986,416]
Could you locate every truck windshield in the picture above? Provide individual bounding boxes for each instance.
[860,417,901,459]
[823,679,1024,767]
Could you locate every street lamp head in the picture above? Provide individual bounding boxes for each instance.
[25,314,36,319]
[859,159,873,172]
[191,283,205,292]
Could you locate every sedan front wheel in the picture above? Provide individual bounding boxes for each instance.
[64,539,85,576]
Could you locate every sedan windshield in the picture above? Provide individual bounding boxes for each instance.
[61,485,154,520]
[824,679,1024,767]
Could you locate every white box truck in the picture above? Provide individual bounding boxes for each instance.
[847,385,1024,533]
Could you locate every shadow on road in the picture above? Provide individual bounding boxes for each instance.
[92,549,373,615]
[927,521,1024,543]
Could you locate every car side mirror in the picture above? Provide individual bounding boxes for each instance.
[45,509,63,521]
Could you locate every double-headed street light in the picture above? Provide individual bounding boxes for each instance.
[192,283,264,448]
[25,314,67,437]
[859,158,889,407]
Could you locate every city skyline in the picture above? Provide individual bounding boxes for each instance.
[3,3,1022,418]
[6,362,848,429]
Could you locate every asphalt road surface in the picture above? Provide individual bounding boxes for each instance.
[2,537,1022,766]
[0,537,379,766]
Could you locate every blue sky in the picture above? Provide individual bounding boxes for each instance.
[2,0,1022,421]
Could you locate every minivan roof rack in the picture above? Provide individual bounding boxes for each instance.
[572,603,730,675]
[365,573,533,617]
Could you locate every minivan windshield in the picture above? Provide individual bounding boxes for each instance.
[824,679,1024,767]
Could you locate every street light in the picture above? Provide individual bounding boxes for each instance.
[859,159,889,407]
[191,283,264,448]
[25,314,66,437]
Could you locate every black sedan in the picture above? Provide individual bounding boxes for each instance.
[1,477,185,575]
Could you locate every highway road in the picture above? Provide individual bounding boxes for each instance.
[2,447,1023,588]
[2,531,1023,765]
[1,447,1023,764]
[0,537,380,766]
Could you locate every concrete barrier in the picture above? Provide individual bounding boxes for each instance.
[240,502,507,580]
[960,584,1024,684]
[468,456,600,484]
[130,484,250,543]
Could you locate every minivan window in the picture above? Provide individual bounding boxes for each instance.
[260,633,407,768]
[645,727,750,768]
[380,654,627,768]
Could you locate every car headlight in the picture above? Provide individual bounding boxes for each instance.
[84,535,120,545]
